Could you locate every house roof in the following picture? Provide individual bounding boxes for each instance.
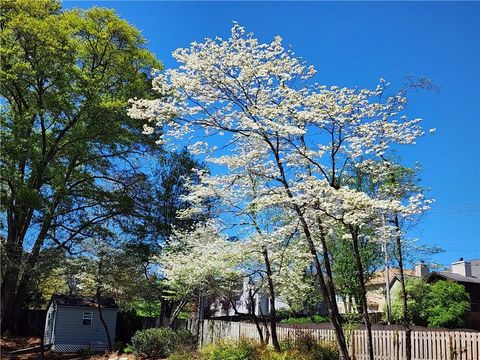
[368,268,417,286]
[50,294,118,309]
[426,271,480,285]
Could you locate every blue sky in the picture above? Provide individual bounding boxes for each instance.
[65,1,480,268]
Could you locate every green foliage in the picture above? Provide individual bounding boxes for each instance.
[280,315,329,324]
[0,0,161,318]
[391,279,470,328]
[193,336,337,360]
[123,345,134,354]
[169,350,202,360]
[342,312,363,325]
[76,346,94,359]
[391,278,432,326]
[173,329,198,353]
[330,234,382,313]
[426,281,470,328]
[200,339,264,360]
[283,332,338,360]
[130,328,197,359]
[132,299,162,317]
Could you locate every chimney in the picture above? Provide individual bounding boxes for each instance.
[451,258,472,277]
[415,261,430,278]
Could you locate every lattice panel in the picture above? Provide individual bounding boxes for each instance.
[53,343,107,353]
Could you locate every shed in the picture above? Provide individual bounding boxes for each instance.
[44,294,118,352]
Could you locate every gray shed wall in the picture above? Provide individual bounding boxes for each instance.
[53,306,117,346]
[43,303,56,344]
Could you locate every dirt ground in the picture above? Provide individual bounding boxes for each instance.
[0,338,137,360]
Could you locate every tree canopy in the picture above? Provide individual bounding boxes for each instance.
[0,0,161,332]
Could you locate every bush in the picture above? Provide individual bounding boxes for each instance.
[169,350,201,360]
[276,308,296,320]
[200,339,264,360]
[426,281,470,328]
[76,347,94,359]
[390,279,471,328]
[281,332,339,360]
[173,329,198,353]
[130,328,197,359]
[197,335,338,360]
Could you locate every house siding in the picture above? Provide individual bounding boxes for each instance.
[53,306,117,346]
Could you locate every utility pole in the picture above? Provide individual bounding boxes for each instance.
[383,214,392,324]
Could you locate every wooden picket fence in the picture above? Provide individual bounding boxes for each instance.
[181,319,480,360]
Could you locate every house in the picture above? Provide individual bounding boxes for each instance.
[44,294,118,352]
[337,263,428,314]
[209,277,291,317]
[425,258,480,312]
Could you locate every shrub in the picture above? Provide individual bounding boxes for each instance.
[131,328,176,358]
[276,308,296,320]
[169,350,201,360]
[390,279,471,328]
[391,278,430,326]
[173,329,198,353]
[426,281,470,328]
[282,332,339,360]
[76,347,94,359]
[181,335,337,360]
[200,339,264,360]
[123,345,134,354]
[130,328,197,359]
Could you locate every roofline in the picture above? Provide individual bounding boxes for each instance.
[48,293,118,309]
[425,271,480,284]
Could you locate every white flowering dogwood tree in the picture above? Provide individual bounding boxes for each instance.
[175,169,311,350]
[130,24,432,360]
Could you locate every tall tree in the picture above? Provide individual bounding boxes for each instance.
[130,24,431,359]
[331,235,383,315]
[0,0,160,333]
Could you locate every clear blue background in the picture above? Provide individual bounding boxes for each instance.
[65,1,480,268]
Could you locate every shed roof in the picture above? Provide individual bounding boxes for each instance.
[50,294,118,309]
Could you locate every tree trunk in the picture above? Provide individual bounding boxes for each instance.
[263,249,280,352]
[315,218,352,357]
[2,207,54,335]
[305,235,350,360]
[1,241,23,335]
[258,305,270,345]
[96,290,113,352]
[350,226,374,360]
[248,289,265,345]
[394,214,412,360]
[169,298,187,328]
[268,138,350,360]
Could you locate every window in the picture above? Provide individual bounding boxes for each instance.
[82,312,93,326]
[47,312,52,327]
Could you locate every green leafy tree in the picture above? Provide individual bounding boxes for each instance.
[426,281,470,328]
[0,0,160,333]
[391,279,470,328]
[331,235,383,315]
[391,278,430,327]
